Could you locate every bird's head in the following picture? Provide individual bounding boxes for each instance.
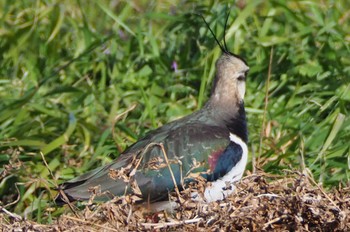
[212,53,249,103]
[200,14,249,108]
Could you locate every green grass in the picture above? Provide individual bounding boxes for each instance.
[0,0,349,222]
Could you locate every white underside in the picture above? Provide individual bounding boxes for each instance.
[146,133,248,212]
[192,133,248,202]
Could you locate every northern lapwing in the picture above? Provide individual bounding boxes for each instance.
[55,16,249,209]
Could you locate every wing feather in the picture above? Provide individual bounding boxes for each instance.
[57,123,244,203]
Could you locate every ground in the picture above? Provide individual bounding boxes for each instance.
[1,171,349,231]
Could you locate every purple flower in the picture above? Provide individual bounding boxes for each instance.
[172,61,178,73]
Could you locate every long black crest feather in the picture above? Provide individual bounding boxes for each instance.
[198,10,248,65]
[199,7,232,54]
[223,9,231,52]
[199,14,227,53]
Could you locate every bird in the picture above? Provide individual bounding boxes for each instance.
[55,15,249,210]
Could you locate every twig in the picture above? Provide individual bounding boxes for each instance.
[257,193,280,198]
[258,46,274,167]
[0,207,22,221]
[40,152,58,187]
[126,204,133,223]
[127,142,182,202]
[159,143,184,204]
[62,215,120,232]
[112,103,137,153]
[129,142,157,177]
[57,188,80,217]
[263,215,288,229]
[3,183,21,209]
[306,174,341,212]
[40,152,79,217]
[250,144,256,174]
[141,218,203,229]
[0,183,22,221]
[229,193,253,217]
[299,136,307,174]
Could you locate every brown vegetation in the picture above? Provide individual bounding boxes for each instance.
[1,170,349,231]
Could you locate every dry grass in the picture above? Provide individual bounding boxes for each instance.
[1,170,349,231]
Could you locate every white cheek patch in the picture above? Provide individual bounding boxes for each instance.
[192,133,248,202]
[238,82,246,99]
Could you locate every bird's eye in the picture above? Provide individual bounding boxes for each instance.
[237,75,245,81]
